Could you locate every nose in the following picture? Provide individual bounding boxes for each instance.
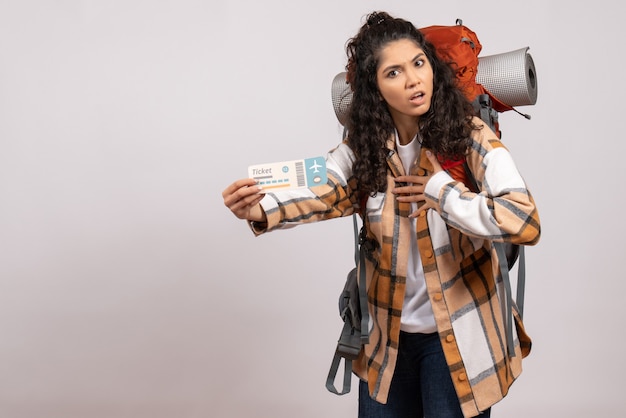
[405,67,421,88]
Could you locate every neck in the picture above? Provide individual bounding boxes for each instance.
[390,113,419,145]
[395,123,419,146]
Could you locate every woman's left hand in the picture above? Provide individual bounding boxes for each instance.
[392,151,443,217]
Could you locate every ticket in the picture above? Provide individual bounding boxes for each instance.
[248,156,327,191]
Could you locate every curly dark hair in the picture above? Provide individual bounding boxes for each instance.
[345,11,477,196]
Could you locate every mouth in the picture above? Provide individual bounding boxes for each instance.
[410,91,426,103]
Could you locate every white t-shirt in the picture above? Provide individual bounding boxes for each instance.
[395,132,437,334]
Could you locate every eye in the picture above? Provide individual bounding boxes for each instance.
[386,69,400,78]
[414,58,425,67]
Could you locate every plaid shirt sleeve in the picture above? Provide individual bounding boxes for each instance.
[253,142,357,234]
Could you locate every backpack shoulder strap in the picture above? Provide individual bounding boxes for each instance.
[325,348,353,395]
[325,212,369,395]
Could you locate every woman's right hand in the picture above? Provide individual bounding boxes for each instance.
[221,178,266,222]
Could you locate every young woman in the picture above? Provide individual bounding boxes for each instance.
[222,11,540,418]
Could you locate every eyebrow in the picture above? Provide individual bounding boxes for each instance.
[380,53,426,74]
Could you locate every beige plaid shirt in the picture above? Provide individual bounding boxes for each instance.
[253,118,541,417]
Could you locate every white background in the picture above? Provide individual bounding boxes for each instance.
[0,1,622,417]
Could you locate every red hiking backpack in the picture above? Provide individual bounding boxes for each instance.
[421,19,517,136]
[421,19,524,190]
[421,19,526,271]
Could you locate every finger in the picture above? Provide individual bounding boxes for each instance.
[228,189,260,208]
[396,191,428,204]
[409,202,433,218]
[223,182,262,207]
[393,185,412,195]
[227,188,264,214]
[395,175,413,183]
[229,198,265,221]
[396,184,427,195]
[393,177,419,193]
[246,193,265,207]
[222,178,257,198]
[396,175,430,187]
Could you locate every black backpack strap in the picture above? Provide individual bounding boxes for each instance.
[357,216,370,345]
[326,213,369,395]
[494,242,516,357]
[325,324,355,395]
[473,94,502,138]
[516,245,526,319]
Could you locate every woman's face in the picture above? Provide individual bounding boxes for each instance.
[376,39,434,123]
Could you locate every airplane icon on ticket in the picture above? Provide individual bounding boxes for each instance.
[309,159,322,173]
